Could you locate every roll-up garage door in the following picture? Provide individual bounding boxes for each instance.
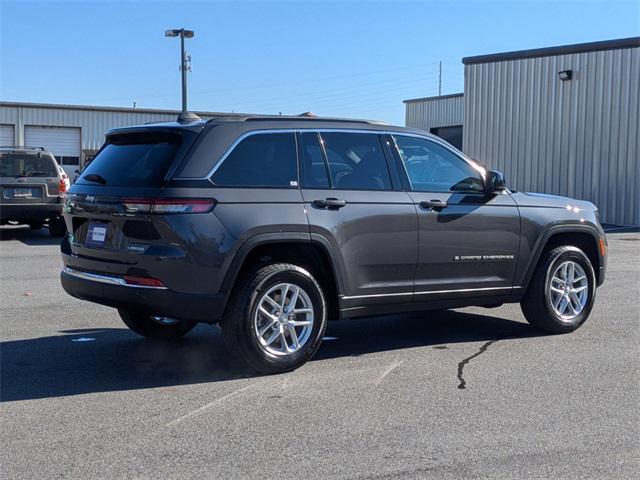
[0,124,15,146]
[24,126,81,176]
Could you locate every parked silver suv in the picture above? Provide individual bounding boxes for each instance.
[0,147,67,236]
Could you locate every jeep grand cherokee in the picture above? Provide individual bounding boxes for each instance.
[60,115,606,372]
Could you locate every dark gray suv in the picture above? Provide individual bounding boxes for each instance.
[60,116,607,372]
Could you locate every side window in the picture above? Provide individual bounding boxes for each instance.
[299,132,330,188]
[393,135,484,193]
[320,132,391,191]
[211,133,297,187]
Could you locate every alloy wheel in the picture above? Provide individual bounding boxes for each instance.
[548,260,589,321]
[253,283,314,356]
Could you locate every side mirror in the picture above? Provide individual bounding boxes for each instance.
[485,170,506,193]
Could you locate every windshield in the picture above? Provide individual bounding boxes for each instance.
[77,132,183,187]
[0,152,58,177]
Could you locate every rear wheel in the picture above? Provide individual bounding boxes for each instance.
[221,263,327,374]
[521,246,596,333]
[118,310,197,339]
[49,216,67,237]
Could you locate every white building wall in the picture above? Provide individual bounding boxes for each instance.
[0,103,221,163]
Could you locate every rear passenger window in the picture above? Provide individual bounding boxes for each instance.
[320,133,391,191]
[212,133,297,187]
[300,132,330,188]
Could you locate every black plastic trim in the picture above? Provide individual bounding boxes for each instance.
[517,224,604,294]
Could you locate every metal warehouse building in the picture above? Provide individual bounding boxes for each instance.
[405,37,640,226]
[0,102,226,176]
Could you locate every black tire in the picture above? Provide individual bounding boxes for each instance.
[521,246,596,334]
[29,222,43,230]
[118,310,197,339]
[48,216,67,237]
[221,263,327,374]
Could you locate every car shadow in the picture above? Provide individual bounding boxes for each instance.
[0,225,62,246]
[1,310,541,402]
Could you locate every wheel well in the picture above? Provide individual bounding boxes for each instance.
[541,232,600,282]
[232,242,340,320]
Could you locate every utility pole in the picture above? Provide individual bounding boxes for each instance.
[165,28,199,122]
[438,61,442,96]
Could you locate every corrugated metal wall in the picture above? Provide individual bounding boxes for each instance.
[463,46,640,226]
[0,104,215,154]
[405,94,464,132]
[0,105,178,151]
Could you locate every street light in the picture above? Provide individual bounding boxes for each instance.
[165,28,199,122]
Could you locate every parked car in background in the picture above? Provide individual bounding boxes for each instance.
[60,115,606,373]
[57,164,71,192]
[0,146,67,236]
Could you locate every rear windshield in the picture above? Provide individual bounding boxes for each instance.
[77,132,183,187]
[0,152,58,177]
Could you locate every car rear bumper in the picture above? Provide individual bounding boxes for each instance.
[0,203,63,223]
[60,266,226,323]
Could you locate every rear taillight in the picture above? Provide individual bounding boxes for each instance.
[58,178,68,196]
[121,198,216,214]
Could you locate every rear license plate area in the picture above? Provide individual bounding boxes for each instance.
[85,222,109,248]
[3,187,42,199]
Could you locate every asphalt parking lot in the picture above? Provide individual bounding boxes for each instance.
[1,227,638,479]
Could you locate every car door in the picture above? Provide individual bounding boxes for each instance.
[388,134,520,300]
[298,131,418,309]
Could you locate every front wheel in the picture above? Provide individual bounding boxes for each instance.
[118,310,197,339]
[221,263,327,374]
[521,246,596,334]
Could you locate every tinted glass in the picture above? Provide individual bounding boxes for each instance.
[300,132,329,188]
[77,132,182,187]
[212,133,297,187]
[393,135,484,193]
[0,152,58,177]
[320,133,391,190]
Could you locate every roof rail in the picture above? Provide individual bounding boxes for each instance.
[206,115,387,125]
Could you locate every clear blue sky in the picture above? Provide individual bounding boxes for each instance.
[1,0,638,124]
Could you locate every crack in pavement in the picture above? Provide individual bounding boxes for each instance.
[456,338,501,390]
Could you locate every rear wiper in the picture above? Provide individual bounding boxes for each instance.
[83,173,108,185]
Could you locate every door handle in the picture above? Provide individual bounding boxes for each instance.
[420,199,448,210]
[312,198,347,209]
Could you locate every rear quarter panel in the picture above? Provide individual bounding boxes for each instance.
[158,186,309,294]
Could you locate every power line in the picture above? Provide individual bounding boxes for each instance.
[93,61,443,104]
[220,74,442,111]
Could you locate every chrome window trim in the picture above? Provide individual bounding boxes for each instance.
[174,128,476,182]
[62,266,168,290]
[181,130,298,183]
